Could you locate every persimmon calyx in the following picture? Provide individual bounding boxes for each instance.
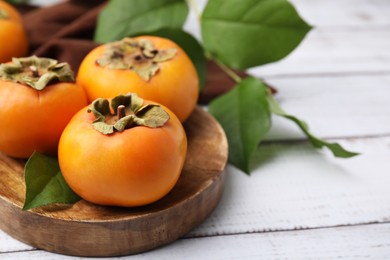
[96,37,177,81]
[0,8,9,19]
[0,56,74,90]
[87,93,170,135]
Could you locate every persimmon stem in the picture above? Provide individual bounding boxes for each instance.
[117,105,126,120]
[29,66,40,78]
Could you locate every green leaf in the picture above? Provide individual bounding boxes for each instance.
[23,152,80,210]
[94,0,189,43]
[208,77,271,174]
[144,28,206,91]
[201,0,312,69]
[267,94,359,158]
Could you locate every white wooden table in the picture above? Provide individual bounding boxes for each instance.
[1,0,390,258]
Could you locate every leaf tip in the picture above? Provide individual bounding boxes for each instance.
[334,150,360,158]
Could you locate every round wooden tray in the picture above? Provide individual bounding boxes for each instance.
[0,107,228,257]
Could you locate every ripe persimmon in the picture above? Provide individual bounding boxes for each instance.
[77,36,199,122]
[58,93,187,207]
[0,56,88,158]
[0,1,28,63]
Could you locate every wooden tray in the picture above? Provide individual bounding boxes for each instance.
[0,107,228,257]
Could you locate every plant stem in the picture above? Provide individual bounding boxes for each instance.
[213,57,242,84]
[29,66,40,78]
[117,105,126,120]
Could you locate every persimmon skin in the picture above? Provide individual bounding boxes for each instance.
[0,81,88,158]
[0,1,28,62]
[58,103,187,207]
[77,36,199,122]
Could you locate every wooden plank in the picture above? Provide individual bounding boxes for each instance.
[0,231,32,253]
[2,223,390,259]
[134,223,390,259]
[188,137,390,237]
[264,74,390,140]
[291,0,390,27]
[248,28,390,77]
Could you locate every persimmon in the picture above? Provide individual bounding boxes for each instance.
[77,36,199,122]
[0,56,88,158]
[0,1,28,63]
[58,93,187,207]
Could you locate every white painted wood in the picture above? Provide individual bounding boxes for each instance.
[127,223,390,259]
[291,0,390,27]
[264,74,390,140]
[188,137,390,236]
[2,223,390,259]
[248,28,390,77]
[129,223,390,259]
[0,231,33,253]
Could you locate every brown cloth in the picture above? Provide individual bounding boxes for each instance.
[19,0,244,103]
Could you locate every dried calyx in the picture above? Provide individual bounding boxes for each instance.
[88,93,170,135]
[0,56,74,90]
[0,8,9,19]
[96,37,177,81]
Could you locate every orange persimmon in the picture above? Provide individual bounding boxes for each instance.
[0,56,88,158]
[77,36,199,122]
[58,93,187,207]
[0,1,28,63]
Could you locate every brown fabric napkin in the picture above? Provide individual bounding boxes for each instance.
[19,0,242,103]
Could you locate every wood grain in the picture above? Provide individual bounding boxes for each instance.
[264,74,390,140]
[3,222,390,259]
[291,0,390,27]
[0,106,228,257]
[249,29,390,77]
[189,137,390,237]
[138,223,390,259]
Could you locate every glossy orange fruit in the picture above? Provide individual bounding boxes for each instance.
[58,94,187,207]
[0,56,88,158]
[0,1,29,63]
[77,36,199,122]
